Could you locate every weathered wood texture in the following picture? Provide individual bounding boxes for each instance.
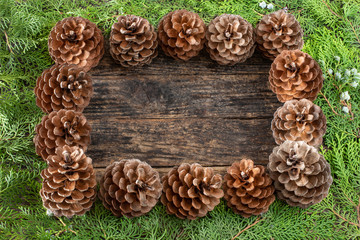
[84,49,282,181]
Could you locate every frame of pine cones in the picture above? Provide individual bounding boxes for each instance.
[34,9,332,220]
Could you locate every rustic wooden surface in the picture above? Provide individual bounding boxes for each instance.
[85,48,282,182]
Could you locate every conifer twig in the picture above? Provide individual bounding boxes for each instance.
[56,217,78,235]
[319,91,338,115]
[252,10,264,17]
[322,1,341,18]
[343,192,356,206]
[3,30,13,54]
[232,217,262,240]
[57,217,66,227]
[330,208,360,228]
[340,100,354,120]
[337,195,360,226]
[176,228,185,239]
[357,197,360,226]
[322,0,360,45]
[272,3,285,9]
[55,230,65,237]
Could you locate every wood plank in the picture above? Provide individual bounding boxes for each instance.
[86,51,279,119]
[86,117,275,168]
[85,49,281,175]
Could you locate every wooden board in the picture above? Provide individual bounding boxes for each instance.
[84,49,281,182]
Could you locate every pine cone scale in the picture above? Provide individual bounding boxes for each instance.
[35,64,93,113]
[40,146,96,218]
[272,99,326,146]
[269,50,323,102]
[158,10,205,61]
[49,17,104,72]
[268,141,332,208]
[99,159,162,217]
[34,110,91,161]
[110,15,157,67]
[256,10,303,59]
[224,159,275,217]
[206,14,255,65]
[161,163,223,219]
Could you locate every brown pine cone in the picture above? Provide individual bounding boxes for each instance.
[110,15,158,67]
[158,10,206,61]
[99,159,162,217]
[256,9,303,59]
[35,64,93,113]
[269,49,323,102]
[224,159,275,217]
[272,99,326,147]
[268,141,332,208]
[205,14,255,65]
[161,163,224,220]
[34,109,91,160]
[48,17,104,72]
[40,145,96,218]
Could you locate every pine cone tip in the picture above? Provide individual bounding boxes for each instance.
[110,15,158,67]
[158,10,206,61]
[99,159,162,218]
[224,159,275,217]
[161,163,223,220]
[48,17,104,72]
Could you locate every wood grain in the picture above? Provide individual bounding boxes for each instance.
[85,48,281,180]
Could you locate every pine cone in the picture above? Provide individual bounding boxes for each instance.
[256,9,303,59]
[40,145,96,218]
[99,159,162,217]
[34,109,91,160]
[268,141,332,208]
[272,99,326,147]
[110,15,158,67]
[48,17,104,72]
[223,159,275,217]
[158,10,206,61]
[269,49,323,102]
[35,64,93,113]
[205,14,255,65]
[161,163,224,220]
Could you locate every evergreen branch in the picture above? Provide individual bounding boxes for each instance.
[322,0,341,18]
[3,30,13,54]
[330,208,360,228]
[322,0,360,46]
[319,91,339,115]
[357,197,360,226]
[176,228,185,239]
[343,191,356,206]
[55,217,78,236]
[340,100,354,120]
[232,217,262,240]
[252,10,263,17]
